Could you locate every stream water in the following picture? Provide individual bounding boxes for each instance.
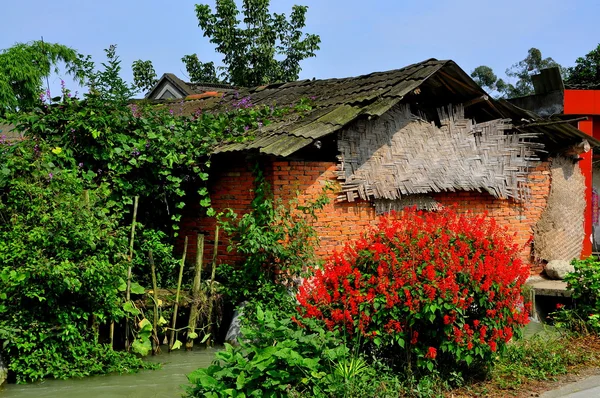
[0,346,220,398]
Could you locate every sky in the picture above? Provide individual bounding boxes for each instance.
[2,0,599,95]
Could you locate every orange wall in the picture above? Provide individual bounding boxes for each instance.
[180,160,551,275]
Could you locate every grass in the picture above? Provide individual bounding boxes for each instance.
[451,331,600,397]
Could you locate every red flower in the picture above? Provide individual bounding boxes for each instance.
[425,346,437,359]
[411,331,419,345]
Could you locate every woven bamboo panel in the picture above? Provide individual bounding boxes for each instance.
[336,104,542,202]
[533,156,585,261]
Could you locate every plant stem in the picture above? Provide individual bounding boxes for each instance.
[149,250,161,355]
[207,225,220,346]
[187,233,205,350]
[124,195,139,351]
[170,236,188,351]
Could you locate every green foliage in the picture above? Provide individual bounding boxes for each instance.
[0,44,311,382]
[0,40,84,115]
[471,48,562,98]
[182,54,221,84]
[0,138,152,382]
[192,0,321,86]
[491,334,584,388]
[86,45,137,104]
[186,304,388,398]
[565,43,600,87]
[132,59,159,94]
[554,257,600,333]
[218,166,330,305]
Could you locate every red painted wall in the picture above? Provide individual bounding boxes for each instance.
[563,89,600,258]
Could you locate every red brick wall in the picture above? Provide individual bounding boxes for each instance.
[179,159,551,275]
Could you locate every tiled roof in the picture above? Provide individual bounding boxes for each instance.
[166,58,598,157]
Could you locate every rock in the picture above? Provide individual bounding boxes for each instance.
[225,302,248,345]
[0,351,7,386]
[545,260,574,280]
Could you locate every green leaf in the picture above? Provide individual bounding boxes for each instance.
[131,338,152,356]
[188,331,198,339]
[171,339,182,350]
[201,333,211,344]
[130,282,145,295]
[123,300,141,316]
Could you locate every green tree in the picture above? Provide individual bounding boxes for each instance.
[0,40,83,115]
[132,59,158,94]
[191,0,321,87]
[471,48,562,98]
[181,54,221,84]
[87,45,136,103]
[565,43,600,87]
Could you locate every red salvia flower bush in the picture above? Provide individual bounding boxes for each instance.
[297,207,530,371]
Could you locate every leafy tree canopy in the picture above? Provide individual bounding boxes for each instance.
[565,43,600,87]
[134,0,321,91]
[193,0,321,87]
[132,59,159,94]
[471,48,561,98]
[0,40,84,115]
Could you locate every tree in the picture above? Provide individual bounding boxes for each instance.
[87,45,136,103]
[471,48,562,98]
[132,59,158,94]
[0,41,83,115]
[565,43,600,87]
[192,0,321,87]
[181,54,221,84]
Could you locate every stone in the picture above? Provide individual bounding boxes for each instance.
[225,302,248,345]
[545,260,575,280]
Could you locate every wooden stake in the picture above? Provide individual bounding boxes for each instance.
[169,236,188,351]
[124,196,140,351]
[149,250,161,355]
[186,234,205,350]
[109,322,114,350]
[206,225,220,346]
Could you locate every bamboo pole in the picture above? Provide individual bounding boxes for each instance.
[109,323,114,350]
[169,236,188,351]
[149,250,161,355]
[206,225,220,346]
[186,234,205,350]
[124,196,140,351]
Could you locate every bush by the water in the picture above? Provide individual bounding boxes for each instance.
[297,208,531,372]
[186,303,403,398]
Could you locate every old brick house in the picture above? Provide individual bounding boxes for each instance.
[170,59,598,275]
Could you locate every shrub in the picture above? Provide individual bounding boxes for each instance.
[297,208,530,372]
[554,256,600,333]
[186,305,350,397]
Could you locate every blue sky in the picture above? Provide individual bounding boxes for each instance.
[2,0,599,94]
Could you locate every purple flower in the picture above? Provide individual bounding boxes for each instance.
[48,172,53,180]
[244,125,250,131]
[310,96,317,100]
[78,162,83,168]
[169,109,174,115]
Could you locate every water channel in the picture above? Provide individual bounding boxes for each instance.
[0,346,220,398]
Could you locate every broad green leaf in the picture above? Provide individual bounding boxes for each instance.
[171,339,182,350]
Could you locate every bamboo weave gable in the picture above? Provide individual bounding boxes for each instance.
[336,104,543,203]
